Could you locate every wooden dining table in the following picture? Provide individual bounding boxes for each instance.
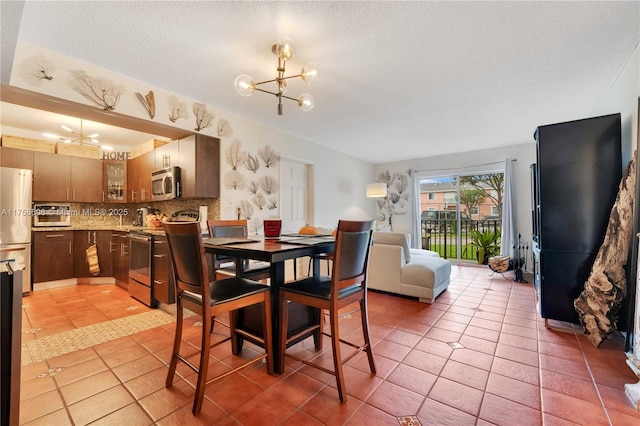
[202,235,335,373]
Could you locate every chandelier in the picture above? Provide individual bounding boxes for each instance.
[44,119,99,145]
[235,39,318,115]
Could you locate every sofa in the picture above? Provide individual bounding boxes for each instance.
[367,232,451,303]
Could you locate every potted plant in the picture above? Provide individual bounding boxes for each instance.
[469,230,501,264]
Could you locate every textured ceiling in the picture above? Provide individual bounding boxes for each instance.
[7,1,640,164]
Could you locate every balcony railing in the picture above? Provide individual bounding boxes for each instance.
[421,219,501,261]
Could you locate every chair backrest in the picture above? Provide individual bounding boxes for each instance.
[207,219,248,238]
[163,222,210,300]
[331,220,375,298]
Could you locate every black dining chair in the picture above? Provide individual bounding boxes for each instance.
[163,221,273,415]
[207,219,271,281]
[278,219,376,402]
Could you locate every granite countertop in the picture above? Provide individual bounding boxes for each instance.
[32,225,163,233]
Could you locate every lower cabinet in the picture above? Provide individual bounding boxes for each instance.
[73,230,113,278]
[152,236,175,304]
[33,231,73,283]
[111,231,129,289]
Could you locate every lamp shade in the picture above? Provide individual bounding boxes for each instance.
[366,182,387,198]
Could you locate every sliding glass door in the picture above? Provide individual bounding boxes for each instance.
[418,171,504,264]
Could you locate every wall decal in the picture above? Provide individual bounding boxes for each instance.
[69,70,123,110]
[217,119,233,137]
[253,194,266,210]
[267,197,278,210]
[247,180,259,194]
[193,102,214,131]
[258,145,280,168]
[375,169,411,229]
[223,170,247,190]
[244,153,260,173]
[258,175,278,194]
[168,95,189,122]
[136,90,156,119]
[19,53,54,85]
[225,139,246,170]
[238,200,255,220]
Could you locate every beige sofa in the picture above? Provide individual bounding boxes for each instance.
[368,232,451,303]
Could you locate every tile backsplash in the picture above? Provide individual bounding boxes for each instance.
[67,199,220,227]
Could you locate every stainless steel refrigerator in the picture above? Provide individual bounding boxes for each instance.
[0,167,33,294]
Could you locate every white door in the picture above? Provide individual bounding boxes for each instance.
[280,159,309,234]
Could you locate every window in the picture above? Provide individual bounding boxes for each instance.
[443,193,456,203]
[427,192,436,200]
[491,205,499,215]
[470,207,479,215]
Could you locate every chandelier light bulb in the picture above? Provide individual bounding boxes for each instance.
[235,74,256,96]
[301,64,318,83]
[273,39,296,61]
[297,94,315,112]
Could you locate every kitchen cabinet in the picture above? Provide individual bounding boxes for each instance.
[73,230,113,278]
[103,160,127,203]
[33,152,102,202]
[33,231,73,283]
[0,147,34,169]
[127,151,154,203]
[111,231,129,289]
[178,133,220,198]
[152,235,174,304]
[154,140,179,169]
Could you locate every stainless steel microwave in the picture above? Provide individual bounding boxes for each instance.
[151,166,181,200]
[33,204,71,227]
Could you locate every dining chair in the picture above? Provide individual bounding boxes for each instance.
[278,219,376,402]
[163,222,273,415]
[207,219,271,281]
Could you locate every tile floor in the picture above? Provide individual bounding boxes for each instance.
[18,265,640,425]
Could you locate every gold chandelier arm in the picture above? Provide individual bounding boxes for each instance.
[254,87,279,96]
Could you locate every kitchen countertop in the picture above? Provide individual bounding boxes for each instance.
[32,225,166,234]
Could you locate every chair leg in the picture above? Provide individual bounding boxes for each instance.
[261,294,274,375]
[313,308,324,350]
[278,291,289,372]
[192,312,213,415]
[329,308,347,403]
[166,299,184,387]
[229,309,240,355]
[359,298,376,374]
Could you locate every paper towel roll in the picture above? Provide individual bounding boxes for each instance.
[199,206,208,235]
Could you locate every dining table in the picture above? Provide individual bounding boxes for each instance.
[202,234,335,373]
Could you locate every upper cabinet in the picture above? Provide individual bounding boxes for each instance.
[103,160,127,203]
[127,151,154,203]
[0,146,34,169]
[154,140,179,170]
[33,152,102,202]
[178,134,220,198]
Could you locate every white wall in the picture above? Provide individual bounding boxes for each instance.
[7,41,377,229]
[374,143,536,247]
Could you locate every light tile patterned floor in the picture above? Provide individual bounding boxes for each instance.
[18,266,640,425]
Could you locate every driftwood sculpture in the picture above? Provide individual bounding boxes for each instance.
[574,152,637,347]
[136,91,156,119]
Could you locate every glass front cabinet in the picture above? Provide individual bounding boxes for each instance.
[103,160,127,203]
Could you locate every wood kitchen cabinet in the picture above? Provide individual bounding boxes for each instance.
[73,230,113,278]
[102,160,127,203]
[0,147,34,169]
[111,231,129,289]
[154,140,179,169]
[152,235,174,304]
[178,133,220,198]
[127,151,154,203]
[33,231,73,283]
[33,152,102,202]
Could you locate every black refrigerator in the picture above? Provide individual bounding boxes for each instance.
[532,113,621,324]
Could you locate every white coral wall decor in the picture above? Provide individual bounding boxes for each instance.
[20,53,55,85]
[217,119,233,137]
[69,70,123,110]
[168,95,189,122]
[193,102,214,131]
